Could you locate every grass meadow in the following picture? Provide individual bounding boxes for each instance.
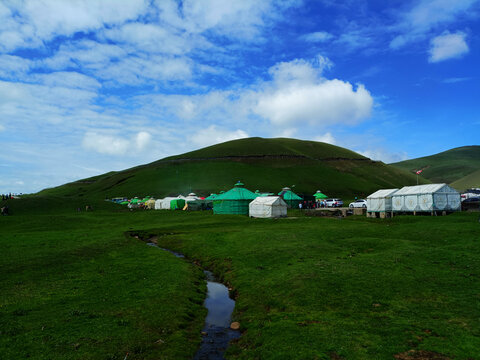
[1,198,479,359]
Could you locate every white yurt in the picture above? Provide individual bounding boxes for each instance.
[392,184,461,212]
[249,196,287,218]
[367,189,398,213]
[160,197,177,210]
[185,193,200,202]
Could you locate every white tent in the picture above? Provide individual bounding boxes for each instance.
[154,199,163,210]
[367,188,398,212]
[392,184,461,212]
[249,196,287,218]
[159,197,177,210]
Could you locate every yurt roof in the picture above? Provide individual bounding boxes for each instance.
[215,181,258,201]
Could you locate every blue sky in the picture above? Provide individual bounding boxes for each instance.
[1,0,479,194]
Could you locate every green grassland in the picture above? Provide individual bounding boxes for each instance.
[37,138,424,200]
[451,168,480,191]
[2,197,479,359]
[391,146,480,185]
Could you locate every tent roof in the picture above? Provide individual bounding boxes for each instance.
[393,184,456,196]
[367,188,399,198]
[250,196,287,206]
[278,188,302,200]
[215,182,258,200]
[205,193,217,200]
[313,192,328,199]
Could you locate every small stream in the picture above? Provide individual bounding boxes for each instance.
[146,242,240,359]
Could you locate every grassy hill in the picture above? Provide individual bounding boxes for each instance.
[391,146,480,185]
[37,137,425,200]
[451,168,480,191]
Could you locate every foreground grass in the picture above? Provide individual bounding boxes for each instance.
[1,198,479,359]
[0,203,206,360]
[149,211,480,359]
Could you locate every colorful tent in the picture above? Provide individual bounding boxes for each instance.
[278,187,303,208]
[213,181,258,215]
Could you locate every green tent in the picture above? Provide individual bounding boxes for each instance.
[205,193,217,201]
[120,201,129,205]
[278,187,303,208]
[313,191,328,199]
[170,198,185,210]
[130,198,140,204]
[213,181,258,215]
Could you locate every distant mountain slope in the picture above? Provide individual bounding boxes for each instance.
[450,169,480,191]
[37,137,425,199]
[391,146,480,184]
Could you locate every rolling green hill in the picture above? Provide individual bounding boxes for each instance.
[391,146,480,185]
[451,168,480,191]
[36,137,425,200]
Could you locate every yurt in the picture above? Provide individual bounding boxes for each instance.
[249,196,287,218]
[278,187,303,208]
[313,190,328,200]
[185,193,200,202]
[392,184,461,213]
[213,181,258,215]
[366,189,398,217]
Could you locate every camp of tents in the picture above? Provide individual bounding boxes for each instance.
[112,181,310,218]
[111,182,462,219]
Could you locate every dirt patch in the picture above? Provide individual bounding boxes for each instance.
[394,350,450,360]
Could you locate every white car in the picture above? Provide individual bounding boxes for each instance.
[325,198,343,208]
[349,199,367,208]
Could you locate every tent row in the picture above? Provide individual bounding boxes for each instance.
[114,182,330,218]
[367,184,461,217]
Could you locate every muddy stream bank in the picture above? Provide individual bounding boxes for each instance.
[144,240,240,359]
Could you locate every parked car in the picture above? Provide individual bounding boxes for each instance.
[349,199,367,208]
[325,198,343,208]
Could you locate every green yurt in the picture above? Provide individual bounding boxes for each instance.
[213,182,258,215]
[278,187,303,208]
[313,190,328,199]
[170,198,186,210]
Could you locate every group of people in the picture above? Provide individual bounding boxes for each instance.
[298,200,325,209]
[2,194,14,200]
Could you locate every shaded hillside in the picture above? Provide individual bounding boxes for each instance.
[37,137,425,199]
[391,146,480,184]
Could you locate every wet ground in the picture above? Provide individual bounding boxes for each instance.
[146,242,240,359]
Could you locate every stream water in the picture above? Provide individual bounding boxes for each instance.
[146,242,240,359]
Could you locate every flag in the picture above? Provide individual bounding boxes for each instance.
[416,169,423,174]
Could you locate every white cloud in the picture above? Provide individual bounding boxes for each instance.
[0,124,5,132]
[0,0,149,52]
[429,31,469,62]
[390,0,478,49]
[314,132,337,145]
[191,125,249,147]
[255,58,373,127]
[0,55,34,79]
[358,148,408,163]
[82,131,152,156]
[442,77,471,83]
[301,31,334,43]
